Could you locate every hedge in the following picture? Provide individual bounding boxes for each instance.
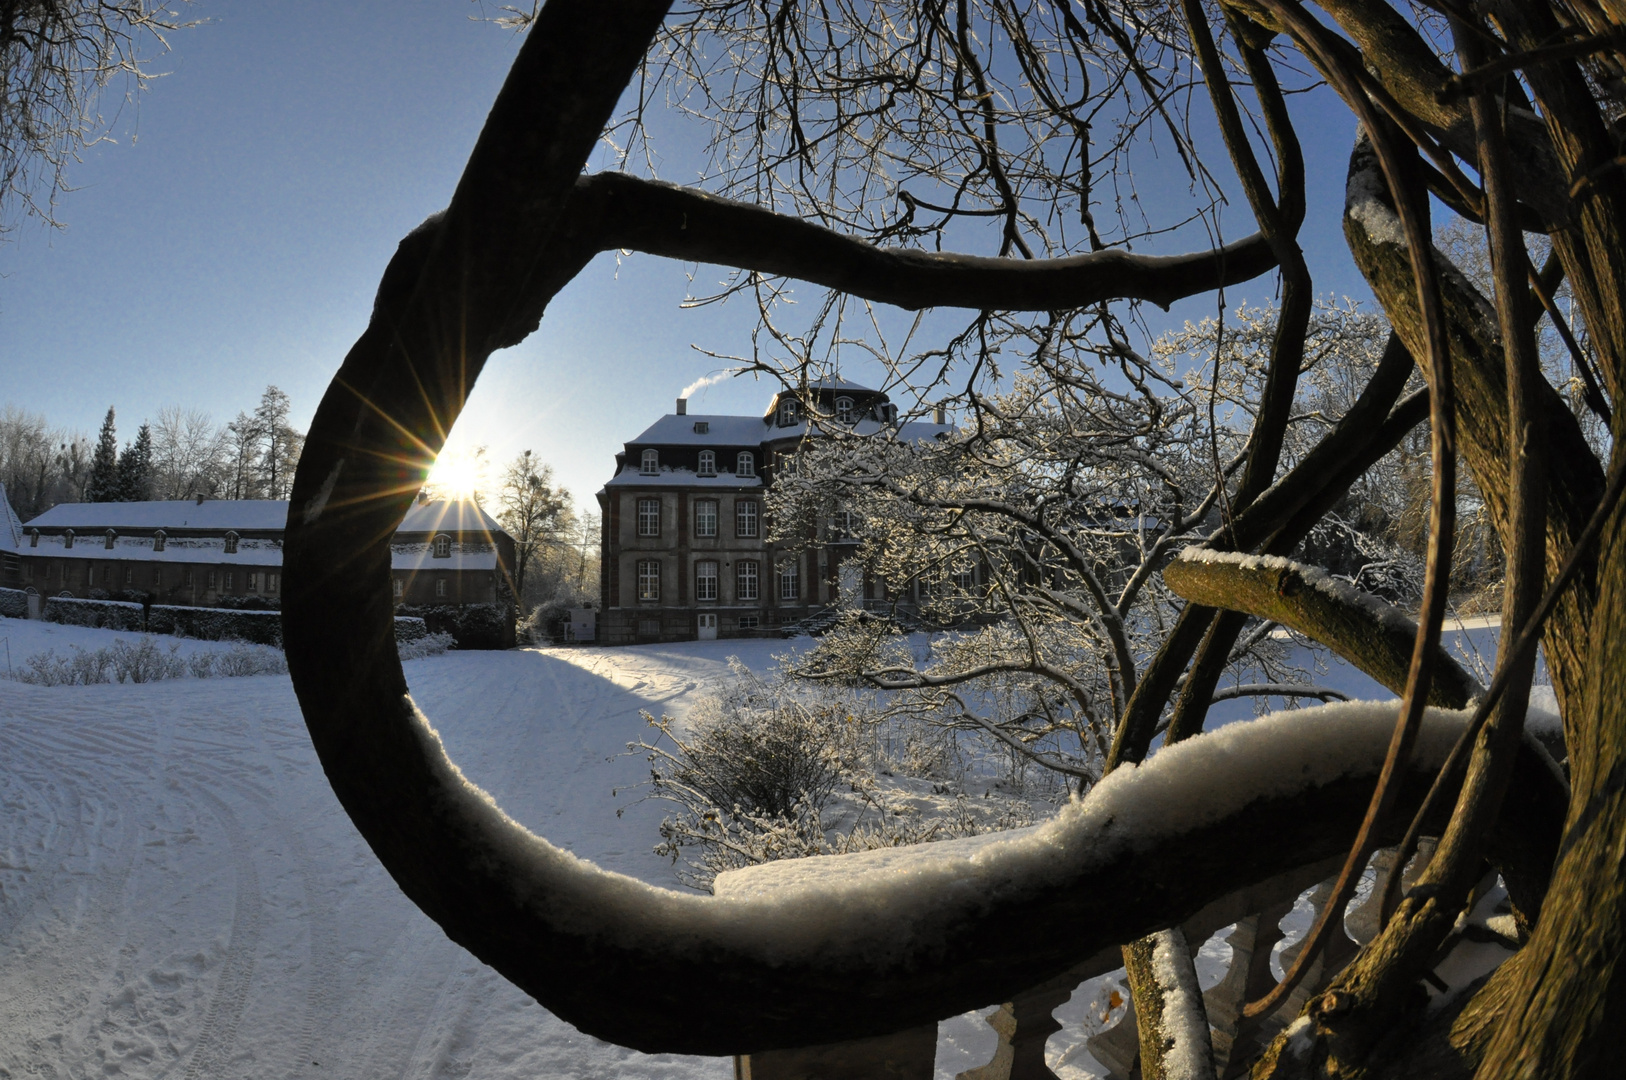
[44,595,147,632]
[393,616,429,643]
[147,605,283,646]
[0,587,27,619]
[395,603,508,650]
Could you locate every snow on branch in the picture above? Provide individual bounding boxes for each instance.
[1165,549,1482,708]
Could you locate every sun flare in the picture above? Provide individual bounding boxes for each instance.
[425,447,486,501]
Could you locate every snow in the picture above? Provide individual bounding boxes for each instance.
[1344,131,1407,248]
[23,499,292,532]
[1151,928,1215,1080]
[1175,547,1424,638]
[28,534,286,565]
[399,499,505,536]
[604,469,764,488]
[625,414,773,447]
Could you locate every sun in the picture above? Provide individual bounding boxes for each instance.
[425,446,486,501]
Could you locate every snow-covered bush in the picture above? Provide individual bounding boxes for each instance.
[0,587,27,618]
[394,616,430,643]
[211,644,288,678]
[109,636,186,683]
[633,660,1038,891]
[397,631,454,661]
[147,604,282,646]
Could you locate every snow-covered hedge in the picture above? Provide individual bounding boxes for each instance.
[395,603,507,650]
[0,587,28,619]
[44,595,147,632]
[147,604,283,646]
[394,616,430,643]
[13,635,288,686]
[397,631,455,661]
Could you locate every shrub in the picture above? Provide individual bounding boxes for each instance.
[395,603,508,649]
[394,616,430,643]
[212,644,288,677]
[0,587,27,618]
[109,636,186,683]
[397,631,454,661]
[147,605,282,646]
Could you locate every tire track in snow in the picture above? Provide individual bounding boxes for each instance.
[175,781,262,1080]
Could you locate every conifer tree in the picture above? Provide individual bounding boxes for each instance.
[85,406,119,502]
[115,422,153,501]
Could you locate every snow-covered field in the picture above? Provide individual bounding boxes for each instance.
[0,615,1527,1078]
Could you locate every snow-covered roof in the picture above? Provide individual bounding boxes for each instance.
[29,534,286,566]
[763,419,954,443]
[605,469,765,489]
[625,414,769,447]
[398,499,506,537]
[25,499,291,532]
[392,548,501,572]
[0,482,22,552]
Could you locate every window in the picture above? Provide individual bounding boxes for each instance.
[835,396,854,423]
[124,567,134,586]
[433,534,451,558]
[739,615,760,629]
[153,530,166,552]
[695,560,718,601]
[637,498,660,537]
[640,449,659,475]
[695,499,718,538]
[954,568,977,592]
[736,451,755,477]
[393,578,403,599]
[28,529,38,548]
[224,531,239,555]
[435,578,448,598]
[186,570,195,589]
[105,529,117,549]
[737,560,759,601]
[693,421,709,434]
[223,571,234,591]
[830,509,854,540]
[779,562,800,600]
[697,450,716,477]
[777,398,800,426]
[63,529,74,549]
[152,568,163,588]
[267,573,278,593]
[637,560,661,601]
[248,572,259,592]
[736,500,759,538]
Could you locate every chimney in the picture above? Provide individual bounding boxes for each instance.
[195,493,206,505]
[933,404,947,425]
[676,398,687,415]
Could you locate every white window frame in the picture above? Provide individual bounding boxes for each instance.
[435,578,448,598]
[640,449,659,475]
[224,531,239,555]
[105,529,117,549]
[637,498,660,537]
[737,560,759,601]
[735,499,759,538]
[697,450,716,477]
[63,529,74,549]
[695,560,719,601]
[267,573,279,594]
[695,499,718,538]
[637,560,661,602]
[393,577,403,599]
[433,534,452,558]
[777,399,799,426]
[835,396,854,423]
[779,562,799,601]
[153,530,166,552]
[736,451,755,477]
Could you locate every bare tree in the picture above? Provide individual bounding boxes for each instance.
[279,3,1626,1076]
[150,404,227,499]
[1,1,190,232]
[493,449,572,609]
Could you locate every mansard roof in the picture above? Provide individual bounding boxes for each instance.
[625,414,770,447]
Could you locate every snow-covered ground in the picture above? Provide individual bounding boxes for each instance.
[0,615,1533,1078]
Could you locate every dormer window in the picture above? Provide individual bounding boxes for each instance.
[693,421,709,434]
[224,531,240,555]
[835,397,854,423]
[778,399,800,426]
[29,529,39,548]
[63,529,74,549]
[697,450,716,477]
[433,534,452,558]
[640,449,659,475]
[105,529,117,549]
[153,530,167,552]
[736,451,755,477]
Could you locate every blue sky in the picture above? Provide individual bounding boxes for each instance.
[0,1,1375,511]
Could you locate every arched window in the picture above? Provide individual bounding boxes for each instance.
[835,397,854,423]
[104,528,117,549]
[223,531,240,555]
[152,530,166,552]
[63,529,75,549]
[640,449,659,475]
[777,398,800,426]
[433,534,452,558]
[736,451,755,477]
[697,450,716,477]
[29,528,39,548]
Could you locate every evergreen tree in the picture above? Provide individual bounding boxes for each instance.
[85,406,119,502]
[115,422,153,501]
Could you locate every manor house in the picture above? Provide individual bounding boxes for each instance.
[595,381,951,644]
